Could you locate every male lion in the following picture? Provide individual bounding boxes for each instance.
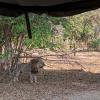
[13,57,45,83]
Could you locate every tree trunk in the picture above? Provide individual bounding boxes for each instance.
[73,43,76,56]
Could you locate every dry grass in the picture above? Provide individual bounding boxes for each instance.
[0,51,100,100]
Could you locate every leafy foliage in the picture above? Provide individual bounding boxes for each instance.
[88,38,100,50]
[0,9,100,54]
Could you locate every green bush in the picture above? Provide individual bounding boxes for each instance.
[88,38,100,50]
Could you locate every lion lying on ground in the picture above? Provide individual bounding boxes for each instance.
[13,57,45,83]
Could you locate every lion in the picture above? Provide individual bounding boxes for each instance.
[13,57,45,83]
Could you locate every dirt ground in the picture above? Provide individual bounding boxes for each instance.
[0,51,100,100]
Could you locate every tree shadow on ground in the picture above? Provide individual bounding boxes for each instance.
[42,69,100,83]
[1,69,100,89]
[38,69,100,91]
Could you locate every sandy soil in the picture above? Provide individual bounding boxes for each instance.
[0,51,100,100]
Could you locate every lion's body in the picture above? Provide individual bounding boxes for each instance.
[13,57,45,83]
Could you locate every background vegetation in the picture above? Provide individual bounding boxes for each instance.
[0,9,100,59]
